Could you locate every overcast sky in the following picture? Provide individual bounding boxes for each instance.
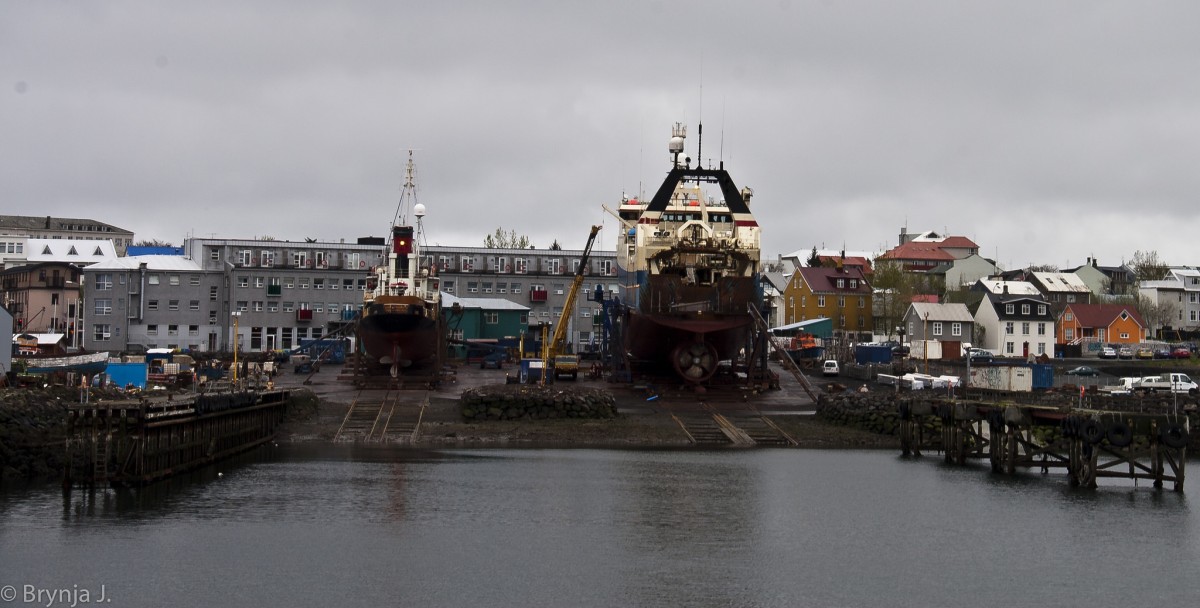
[5,1,1199,271]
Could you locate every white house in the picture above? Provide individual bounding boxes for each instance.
[972,289,1056,358]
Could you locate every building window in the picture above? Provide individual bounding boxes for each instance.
[209,249,220,261]
[1065,328,1074,340]
[210,286,219,301]
[444,280,455,293]
[93,299,112,315]
[148,274,160,285]
[254,277,265,288]
[92,324,111,341]
[285,278,294,289]
[1037,343,1046,355]
[169,299,179,311]
[148,300,159,311]
[314,278,324,290]
[1064,312,1073,322]
[1006,342,1015,354]
[836,279,844,288]
[485,312,499,324]
[253,301,264,312]
[236,301,248,312]
[1037,305,1047,315]
[238,276,249,288]
[837,296,845,308]
[818,295,826,308]
[951,322,962,337]
[932,322,943,336]
[1021,322,1030,335]
[283,302,294,312]
[168,325,179,336]
[467,282,478,293]
[190,276,201,286]
[1005,304,1014,314]
[858,296,865,308]
[1021,304,1030,315]
[510,282,522,294]
[190,300,200,311]
[95,273,113,290]
[208,311,217,324]
[1005,322,1014,335]
[147,324,158,335]
[169,275,180,286]
[1038,323,1046,336]
[189,325,199,336]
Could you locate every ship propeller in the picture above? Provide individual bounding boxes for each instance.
[671,341,718,382]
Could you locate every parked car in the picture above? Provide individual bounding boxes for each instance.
[822,360,840,377]
[1118,347,1134,359]
[1172,347,1192,359]
[891,344,910,357]
[1099,347,1117,359]
[1065,366,1100,376]
[1135,347,1154,360]
[968,349,994,364]
[1154,348,1173,359]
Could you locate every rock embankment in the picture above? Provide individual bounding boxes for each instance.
[0,388,81,480]
[460,385,618,421]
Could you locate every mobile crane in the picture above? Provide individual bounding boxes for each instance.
[544,225,603,381]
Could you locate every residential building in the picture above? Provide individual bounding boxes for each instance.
[0,215,134,255]
[900,302,974,349]
[0,262,83,338]
[1068,257,1137,297]
[426,244,617,351]
[928,254,999,291]
[1057,303,1146,348]
[878,229,980,273]
[1138,267,1200,335]
[1029,271,1093,313]
[782,265,873,336]
[972,288,1056,358]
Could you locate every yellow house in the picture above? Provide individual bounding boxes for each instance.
[783,266,872,333]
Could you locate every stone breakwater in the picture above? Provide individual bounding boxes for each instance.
[460,385,619,421]
[817,390,1199,449]
[0,388,84,479]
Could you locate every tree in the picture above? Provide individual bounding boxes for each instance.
[1129,250,1169,281]
[1130,293,1177,338]
[133,239,174,247]
[548,240,562,250]
[806,247,821,268]
[483,228,532,249]
[871,259,918,340]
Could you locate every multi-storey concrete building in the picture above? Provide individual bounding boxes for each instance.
[83,237,389,353]
[426,245,617,353]
[0,215,134,256]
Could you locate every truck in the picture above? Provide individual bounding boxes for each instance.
[1133,373,1199,395]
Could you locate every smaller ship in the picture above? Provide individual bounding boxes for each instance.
[356,152,441,376]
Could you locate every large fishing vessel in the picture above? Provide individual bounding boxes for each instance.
[615,123,763,382]
[356,152,441,376]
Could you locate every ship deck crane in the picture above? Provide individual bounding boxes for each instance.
[545,225,603,381]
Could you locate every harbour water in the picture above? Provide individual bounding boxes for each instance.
[1,445,1197,607]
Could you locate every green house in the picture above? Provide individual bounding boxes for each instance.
[441,293,530,358]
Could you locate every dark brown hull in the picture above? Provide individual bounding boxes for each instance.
[623,312,753,381]
[356,297,439,368]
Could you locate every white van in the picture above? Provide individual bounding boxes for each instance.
[822,360,840,377]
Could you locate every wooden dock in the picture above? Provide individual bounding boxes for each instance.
[899,401,1189,490]
[64,388,291,488]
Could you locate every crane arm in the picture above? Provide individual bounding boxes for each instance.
[548,225,603,360]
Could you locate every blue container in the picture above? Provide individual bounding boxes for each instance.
[855,344,893,365]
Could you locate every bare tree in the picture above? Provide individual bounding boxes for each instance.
[1133,293,1178,338]
[1130,250,1170,281]
[133,239,174,247]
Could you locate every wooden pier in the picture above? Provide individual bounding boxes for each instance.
[899,401,1189,490]
[64,388,291,488]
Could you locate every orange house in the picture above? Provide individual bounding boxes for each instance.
[1057,303,1146,345]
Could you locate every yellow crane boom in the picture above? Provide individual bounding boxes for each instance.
[546,225,603,377]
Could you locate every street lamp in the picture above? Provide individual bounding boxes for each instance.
[231,311,242,385]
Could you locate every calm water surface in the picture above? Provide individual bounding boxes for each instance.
[1,445,1197,607]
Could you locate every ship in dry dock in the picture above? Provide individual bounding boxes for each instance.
[614,123,763,382]
[356,152,442,376]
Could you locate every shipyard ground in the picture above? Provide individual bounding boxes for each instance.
[273,361,898,449]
